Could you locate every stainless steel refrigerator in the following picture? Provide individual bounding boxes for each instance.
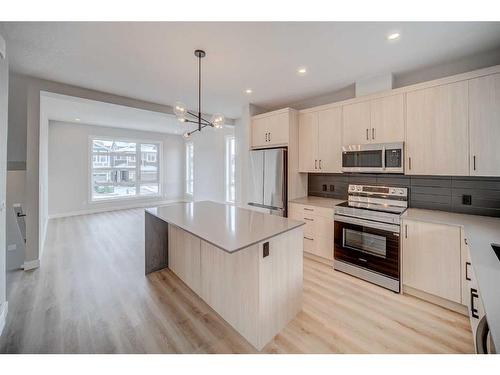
[248,148,287,216]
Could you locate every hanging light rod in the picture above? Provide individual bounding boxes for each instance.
[174,49,225,139]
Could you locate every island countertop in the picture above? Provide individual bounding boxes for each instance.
[146,201,304,253]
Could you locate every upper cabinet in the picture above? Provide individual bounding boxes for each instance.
[370,94,405,144]
[251,110,290,148]
[342,94,404,146]
[298,107,342,173]
[469,73,500,176]
[342,101,371,145]
[406,81,469,176]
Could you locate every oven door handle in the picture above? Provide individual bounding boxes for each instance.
[334,214,400,233]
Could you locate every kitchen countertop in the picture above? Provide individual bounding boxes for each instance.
[146,201,304,254]
[289,196,346,209]
[403,208,500,350]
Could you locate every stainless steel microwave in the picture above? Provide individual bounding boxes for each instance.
[341,142,404,174]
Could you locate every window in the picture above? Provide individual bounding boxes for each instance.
[90,138,160,201]
[185,141,194,196]
[225,136,236,203]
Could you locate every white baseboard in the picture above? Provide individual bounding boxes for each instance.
[0,301,8,337]
[48,199,185,219]
[23,259,41,271]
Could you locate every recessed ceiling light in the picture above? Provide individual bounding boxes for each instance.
[245,89,253,94]
[297,67,307,75]
[75,118,81,121]
[387,32,400,41]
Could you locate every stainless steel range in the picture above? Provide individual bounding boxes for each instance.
[334,184,408,292]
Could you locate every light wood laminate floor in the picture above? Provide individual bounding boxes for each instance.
[0,209,474,354]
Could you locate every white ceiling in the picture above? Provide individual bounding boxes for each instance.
[40,92,197,135]
[3,22,500,118]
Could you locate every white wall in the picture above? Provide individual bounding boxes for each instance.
[0,33,9,334]
[48,121,184,217]
[191,125,235,203]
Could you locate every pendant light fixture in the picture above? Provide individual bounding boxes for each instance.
[174,49,225,139]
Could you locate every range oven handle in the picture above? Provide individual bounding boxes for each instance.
[334,214,400,233]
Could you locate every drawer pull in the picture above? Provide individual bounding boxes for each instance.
[304,236,314,241]
[471,288,479,319]
[304,208,314,211]
[303,218,314,221]
[465,261,471,281]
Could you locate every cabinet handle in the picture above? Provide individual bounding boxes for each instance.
[466,261,471,281]
[471,288,479,319]
[269,132,271,142]
[319,159,322,169]
[315,159,318,169]
[366,128,369,140]
[473,155,476,171]
[303,217,314,221]
[304,236,314,241]
[265,132,268,142]
[408,157,412,170]
[372,128,375,140]
[405,224,408,239]
[304,208,314,212]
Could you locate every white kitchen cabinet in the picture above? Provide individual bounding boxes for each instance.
[298,112,317,172]
[402,219,462,303]
[469,73,500,176]
[342,101,371,146]
[289,203,334,261]
[251,109,290,148]
[370,94,405,143]
[298,107,342,173]
[406,81,469,176]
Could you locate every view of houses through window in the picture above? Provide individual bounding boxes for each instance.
[225,136,236,203]
[185,141,194,196]
[91,138,160,201]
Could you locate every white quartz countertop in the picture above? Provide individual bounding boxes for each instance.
[403,208,500,349]
[146,201,304,254]
[289,196,346,209]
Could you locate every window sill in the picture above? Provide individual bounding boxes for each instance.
[90,194,162,204]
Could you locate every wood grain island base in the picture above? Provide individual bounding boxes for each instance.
[144,201,304,350]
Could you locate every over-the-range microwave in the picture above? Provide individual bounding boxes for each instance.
[341,142,404,174]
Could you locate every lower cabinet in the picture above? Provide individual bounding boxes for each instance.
[289,203,334,261]
[402,219,462,304]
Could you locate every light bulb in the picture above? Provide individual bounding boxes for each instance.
[182,131,191,139]
[211,113,225,129]
[174,101,187,119]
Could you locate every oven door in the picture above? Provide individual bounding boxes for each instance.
[334,215,400,279]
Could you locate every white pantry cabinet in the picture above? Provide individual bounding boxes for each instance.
[298,107,342,173]
[341,94,404,146]
[405,81,469,176]
[402,219,462,304]
[251,109,290,148]
[469,73,500,176]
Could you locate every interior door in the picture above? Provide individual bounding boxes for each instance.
[298,112,318,172]
[263,149,285,210]
[248,150,264,206]
[370,94,404,143]
[318,107,342,173]
[469,73,500,176]
[342,101,371,146]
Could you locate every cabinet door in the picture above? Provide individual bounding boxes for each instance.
[267,112,289,146]
[469,73,500,176]
[342,101,371,146]
[370,94,404,143]
[251,117,268,148]
[406,82,469,175]
[402,219,461,303]
[298,112,318,172]
[318,107,342,173]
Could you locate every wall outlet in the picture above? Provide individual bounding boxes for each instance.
[462,194,472,205]
[263,242,270,258]
[322,184,327,191]
[7,244,17,252]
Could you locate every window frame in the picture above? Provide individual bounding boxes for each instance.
[185,141,194,198]
[225,135,236,203]
[88,135,162,203]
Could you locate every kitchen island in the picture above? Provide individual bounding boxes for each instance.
[144,201,304,350]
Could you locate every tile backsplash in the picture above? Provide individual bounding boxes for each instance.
[308,173,500,217]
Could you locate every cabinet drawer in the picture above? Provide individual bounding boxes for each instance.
[288,203,334,219]
[314,235,334,260]
[303,235,316,254]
